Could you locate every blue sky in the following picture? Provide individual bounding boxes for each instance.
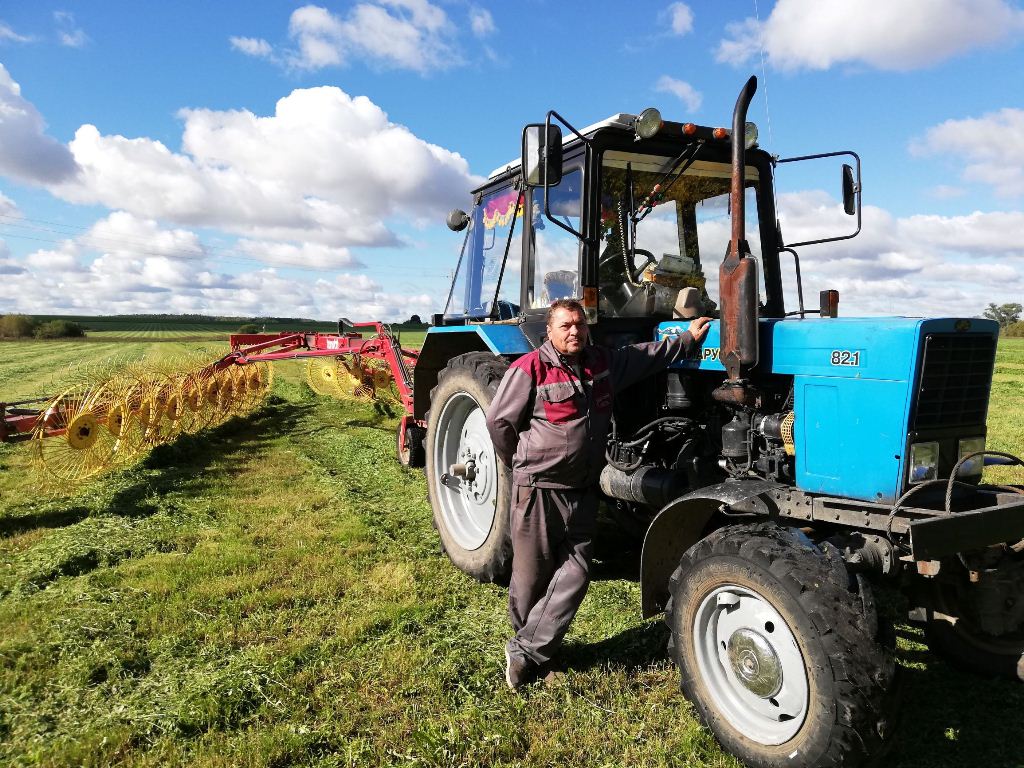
[0,0,1022,320]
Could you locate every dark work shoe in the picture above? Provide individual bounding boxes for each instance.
[504,648,533,691]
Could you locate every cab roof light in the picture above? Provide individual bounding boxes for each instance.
[712,127,729,140]
[682,123,698,135]
[635,108,664,140]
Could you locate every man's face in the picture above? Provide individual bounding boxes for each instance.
[547,307,589,357]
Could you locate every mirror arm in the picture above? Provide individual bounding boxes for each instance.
[776,150,862,249]
[542,110,590,243]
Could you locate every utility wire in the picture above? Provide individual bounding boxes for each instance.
[753,0,774,149]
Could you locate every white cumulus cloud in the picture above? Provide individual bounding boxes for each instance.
[775,191,1024,316]
[285,1,458,73]
[664,3,694,36]
[717,0,1024,71]
[43,85,480,247]
[235,238,361,270]
[655,75,702,112]
[0,213,438,320]
[469,7,495,38]
[912,108,1024,197]
[54,11,88,48]
[230,36,273,58]
[0,63,79,184]
[0,22,31,43]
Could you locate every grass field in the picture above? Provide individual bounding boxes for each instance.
[19,316,429,343]
[1,337,1023,767]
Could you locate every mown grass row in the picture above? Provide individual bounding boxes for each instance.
[0,340,1022,766]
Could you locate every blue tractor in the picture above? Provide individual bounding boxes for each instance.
[407,77,1024,767]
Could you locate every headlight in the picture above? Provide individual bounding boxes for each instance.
[908,441,939,484]
[744,121,759,149]
[957,437,986,478]
[636,108,663,140]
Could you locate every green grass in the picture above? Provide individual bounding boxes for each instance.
[17,315,430,342]
[0,338,1022,766]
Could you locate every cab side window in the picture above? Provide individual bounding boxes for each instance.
[529,168,582,309]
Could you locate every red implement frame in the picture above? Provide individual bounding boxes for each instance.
[1,322,420,444]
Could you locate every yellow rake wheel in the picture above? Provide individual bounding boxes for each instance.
[210,368,237,425]
[243,361,273,411]
[92,373,148,469]
[135,394,165,446]
[199,370,227,428]
[306,357,348,398]
[31,384,121,485]
[176,371,206,435]
[334,356,373,401]
[365,358,401,405]
[226,365,252,416]
[150,378,184,444]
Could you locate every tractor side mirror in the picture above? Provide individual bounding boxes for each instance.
[446,208,470,232]
[842,164,857,216]
[522,124,563,187]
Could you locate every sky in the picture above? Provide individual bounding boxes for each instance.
[0,0,1022,322]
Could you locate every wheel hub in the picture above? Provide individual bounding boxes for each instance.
[433,391,498,551]
[727,628,782,698]
[693,585,809,745]
[66,412,99,450]
[106,403,124,437]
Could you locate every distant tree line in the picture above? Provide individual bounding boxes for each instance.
[984,303,1024,337]
[0,314,85,339]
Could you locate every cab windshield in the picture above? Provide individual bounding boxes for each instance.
[599,150,763,318]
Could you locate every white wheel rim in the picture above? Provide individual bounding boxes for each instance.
[692,584,809,745]
[433,391,498,550]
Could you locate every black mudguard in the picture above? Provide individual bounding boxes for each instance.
[640,478,782,617]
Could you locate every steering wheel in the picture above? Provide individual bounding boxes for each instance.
[629,249,657,282]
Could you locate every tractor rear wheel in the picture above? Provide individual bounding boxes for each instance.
[425,352,512,584]
[665,524,896,768]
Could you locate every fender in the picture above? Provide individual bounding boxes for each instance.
[413,325,534,419]
[640,478,782,617]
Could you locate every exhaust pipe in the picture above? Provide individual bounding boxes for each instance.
[718,75,759,386]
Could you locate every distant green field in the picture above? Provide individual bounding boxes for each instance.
[0,337,1021,766]
[21,315,429,341]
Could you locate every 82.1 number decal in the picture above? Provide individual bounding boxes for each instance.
[830,350,861,366]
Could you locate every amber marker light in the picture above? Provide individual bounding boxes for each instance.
[682,123,697,135]
[583,286,598,323]
[712,127,729,140]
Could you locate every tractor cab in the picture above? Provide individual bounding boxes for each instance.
[436,103,862,353]
[437,110,794,350]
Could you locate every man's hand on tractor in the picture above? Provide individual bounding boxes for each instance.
[689,316,712,343]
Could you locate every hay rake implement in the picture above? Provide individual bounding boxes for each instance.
[1,321,422,487]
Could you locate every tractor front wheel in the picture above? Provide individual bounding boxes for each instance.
[665,524,896,768]
[425,352,512,584]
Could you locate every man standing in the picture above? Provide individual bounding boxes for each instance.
[485,298,711,689]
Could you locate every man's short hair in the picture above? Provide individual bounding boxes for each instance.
[546,298,585,325]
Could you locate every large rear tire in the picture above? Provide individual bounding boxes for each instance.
[425,352,512,584]
[665,524,896,768]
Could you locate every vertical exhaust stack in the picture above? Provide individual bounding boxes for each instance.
[714,76,761,409]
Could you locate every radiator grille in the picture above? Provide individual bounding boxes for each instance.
[912,334,996,431]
